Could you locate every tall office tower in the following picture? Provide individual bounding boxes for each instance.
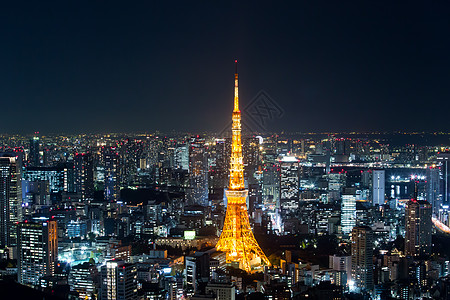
[438,153,450,206]
[69,262,99,300]
[405,199,432,257]
[174,144,189,171]
[351,226,374,292]
[216,61,270,273]
[372,169,385,206]
[17,220,58,286]
[75,153,95,201]
[426,167,441,214]
[100,260,137,300]
[279,156,299,214]
[0,155,22,247]
[341,194,356,235]
[188,137,208,206]
[262,150,280,210]
[103,147,120,202]
[29,136,40,167]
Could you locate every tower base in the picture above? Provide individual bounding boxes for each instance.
[216,189,270,273]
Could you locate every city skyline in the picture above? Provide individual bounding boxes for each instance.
[1,1,450,134]
[2,2,450,299]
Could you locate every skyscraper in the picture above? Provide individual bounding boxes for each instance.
[208,139,228,202]
[438,153,450,206]
[17,220,58,286]
[426,166,441,215]
[279,156,299,214]
[0,155,22,247]
[216,61,270,273]
[100,260,137,300]
[29,136,40,167]
[262,150,280,211]
[174,144,189,171]
[351,226,374,292]
[341,194,356,235]
[75,152,95,201]
[405,199,432,257]
[188,137,209,206]
[372,169,385,206]
[103,147,120,202]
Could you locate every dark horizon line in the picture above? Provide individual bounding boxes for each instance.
[0,130,449,137]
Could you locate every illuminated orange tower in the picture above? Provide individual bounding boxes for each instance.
[216,60,270,273]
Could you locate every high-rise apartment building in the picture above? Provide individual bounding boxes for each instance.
[17,220,58,286]
[351,226,374,292]
[0,155,22,247]
[405,200,432,257]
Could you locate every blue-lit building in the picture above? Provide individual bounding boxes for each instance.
[67,219,88,239]
[103,147,120,202]
[341,194,356,235]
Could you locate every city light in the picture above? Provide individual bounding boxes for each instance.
[1,3,449,298]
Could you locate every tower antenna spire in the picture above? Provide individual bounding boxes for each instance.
[234,60,239,112]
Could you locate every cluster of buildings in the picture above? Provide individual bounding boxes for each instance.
[0,131,448,299]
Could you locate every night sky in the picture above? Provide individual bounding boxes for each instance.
[1,1,449,134]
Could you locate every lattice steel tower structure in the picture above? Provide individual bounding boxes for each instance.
[216,60,270,273]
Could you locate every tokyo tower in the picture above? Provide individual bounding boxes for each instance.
[216,60,271,273]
